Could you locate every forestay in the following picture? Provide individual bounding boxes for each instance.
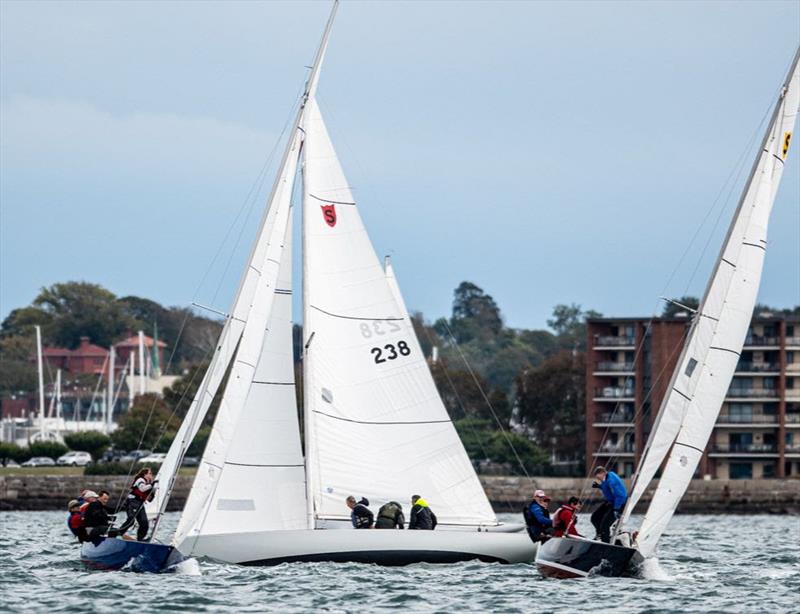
[302,99,497,527]
[174,128,305,549]
[631,50,799,558]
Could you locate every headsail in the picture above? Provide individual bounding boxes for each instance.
[628,48,799,557]
[301,99,497,527]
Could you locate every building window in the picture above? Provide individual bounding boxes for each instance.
[763,463,776,478]
[729,462,753,479]
[729,404,752,423]
[787,351,795,364]
[787,377,795,390]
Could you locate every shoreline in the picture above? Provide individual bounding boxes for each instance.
[2,474,799,514]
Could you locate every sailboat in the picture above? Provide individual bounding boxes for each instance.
[535,46,800,579]
[79,1,535,571]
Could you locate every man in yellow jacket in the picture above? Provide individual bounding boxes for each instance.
[408,495,437,530]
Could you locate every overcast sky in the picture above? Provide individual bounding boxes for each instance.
[1,0,798,330]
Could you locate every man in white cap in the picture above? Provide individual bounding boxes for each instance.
[522,489,553,543]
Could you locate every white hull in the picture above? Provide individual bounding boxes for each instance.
[178,528,537,566]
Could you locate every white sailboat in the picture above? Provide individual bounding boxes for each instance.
[134,1,535,567]
[536,46,800,578]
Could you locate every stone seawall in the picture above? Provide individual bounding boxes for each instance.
[2,474,799,513]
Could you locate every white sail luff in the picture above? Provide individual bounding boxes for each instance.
[633,50,799,556]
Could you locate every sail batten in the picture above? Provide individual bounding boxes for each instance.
[627,50,799,557]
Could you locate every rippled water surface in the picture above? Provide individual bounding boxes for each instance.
[1,512,798,612]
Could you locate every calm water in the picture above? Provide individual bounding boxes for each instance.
[0,512,797,613]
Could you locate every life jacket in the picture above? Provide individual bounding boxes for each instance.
[378,501,402,521]
[130,478,152,502]
[552,504,577,535]
[68,511,85,531]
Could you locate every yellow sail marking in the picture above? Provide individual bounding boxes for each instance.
[782,132,792,159]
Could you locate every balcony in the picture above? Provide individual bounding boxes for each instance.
[786,336,800,347]
[716,414,778,425]
[594,387,635,400]
[594,335,636,348]
[744,335,779,347]
[710,443,778,454]
[595,361,635,374]
[785,445,800,455]
[593,443,635,456]
[594,411,635,425]
[726,388,778,399]
[785,414,800,425]
[734,362,779,373]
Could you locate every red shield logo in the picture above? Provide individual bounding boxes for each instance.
[321,204,337,227]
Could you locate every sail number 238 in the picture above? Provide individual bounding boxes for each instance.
[371,341,411,364]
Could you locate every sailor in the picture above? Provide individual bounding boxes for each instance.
[67,499,88,542]
[408,495,437,530]
[522,489,553,543]
[591,466,628,543]
[346,495,374,529]
[117,468,156,541]
[79,490,114,542]
[552,496,582,538]
[374,501,405,529]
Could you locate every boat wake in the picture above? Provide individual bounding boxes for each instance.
[172,557,202,576]
[639,557,671,581]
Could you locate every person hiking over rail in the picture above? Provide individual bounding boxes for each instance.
[591,466,627,543]
[117,467,156,541]
[523,489,553,543]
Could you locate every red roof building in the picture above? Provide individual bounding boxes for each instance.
[114,334,167,372]
[40,336,109,375]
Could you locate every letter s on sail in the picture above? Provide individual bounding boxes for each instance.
[321,204,337,227]
[782,132,792,159]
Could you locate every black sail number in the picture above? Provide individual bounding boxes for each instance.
[371,340,411,364]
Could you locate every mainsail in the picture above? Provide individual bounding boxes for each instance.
[301,99,497,527]
[624,49,799,557]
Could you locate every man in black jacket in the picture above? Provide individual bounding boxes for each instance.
[408,495,437,530]
[346,495,374,528]
[375,501,405,529]
[83,490,116,540]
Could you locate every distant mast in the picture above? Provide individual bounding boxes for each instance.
[35,325,45,439]
[138,331,146,394]
[107,345,116,433]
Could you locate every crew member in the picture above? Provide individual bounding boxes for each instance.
[83,489,116,540]
[523,489,553,543]
[118,468,156,541]
[346,495,374,529]
[375,501,405,529]
[408,495,437,530]
[591,466,628,543]
[552,496,582,538]
[67,499,88,542]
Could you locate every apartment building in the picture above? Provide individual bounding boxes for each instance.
[586,312,800,479]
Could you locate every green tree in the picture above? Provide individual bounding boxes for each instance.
[111,394,176,451]
[28,440,69,460]
[63,431,111,460]
[0,335,37,395]
[515,350,586,469]
[0,442,27,463]
[437,282,503,344]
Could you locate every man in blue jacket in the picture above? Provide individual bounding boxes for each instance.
[590,466,627,543]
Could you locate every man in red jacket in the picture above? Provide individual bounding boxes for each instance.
[552,497,582,538]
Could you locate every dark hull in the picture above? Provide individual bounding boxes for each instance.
[535,536,641,578]
[242,549,506,567]
[80,537,182,573]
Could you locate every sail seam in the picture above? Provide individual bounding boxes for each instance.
[308,193,356,206]
[224,462,304,468]
[699,313,719,322]
[742,241,766,251]
[313,409,450,425]
[236,359,257,368]
[310,304,403,321]
[672,387,692,402]
[709,346,741,356]
[721,258,736,267]
[275,289,292,294]
[252,380,294,386]
[674,441,704,454]
[768,151,785,165]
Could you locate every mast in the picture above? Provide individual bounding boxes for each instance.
[155,1,340,543]
[620,47,800,529]
[138,331,146,395]
[55,369,62,422]
[35,325,45,439]
[107,345,115,433]
[302,0,338,532]
[627,47,800,554]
